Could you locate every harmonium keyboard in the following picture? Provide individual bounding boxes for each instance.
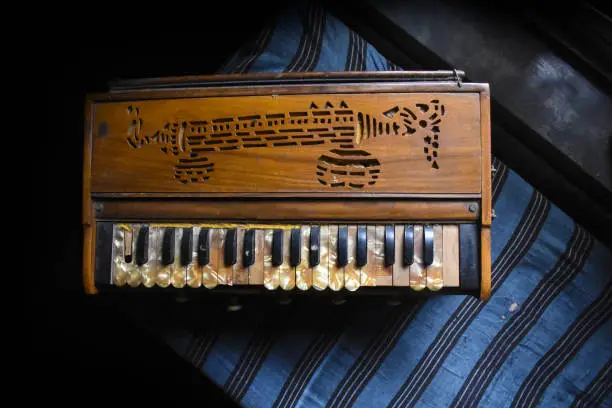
[82,71,492,302]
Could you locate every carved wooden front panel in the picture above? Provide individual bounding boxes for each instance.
[91,93,481,194]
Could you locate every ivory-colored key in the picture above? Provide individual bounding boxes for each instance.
[329,225,344,291]
[126,224,142,287]
[393,225,411,286]
[345,225,360,291]
[217,229,233,285]
[169,228,186,288]
[375,226,392,286]
[313,226,329,290]
[202,229,219,289]
[296,226,312,290]
[249,230,264,285]
[410,225,426,290]
[427,225,444,290]
[263,229,279,289]
[279,230,295,290]
[234,228,249,285]
[186,227,202,288]
[112,224,131,286]
[443,225,460,287]
[361,225,377,286]
[142,227,159,288]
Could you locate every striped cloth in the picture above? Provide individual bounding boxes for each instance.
[128,1,612,406]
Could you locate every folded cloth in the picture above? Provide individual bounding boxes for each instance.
[123,1,612,406]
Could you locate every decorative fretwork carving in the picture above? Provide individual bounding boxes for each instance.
[316,149,380,189]
[126,100,446,187]
[398,99,444,169]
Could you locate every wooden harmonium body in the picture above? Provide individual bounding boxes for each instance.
[83,71,492,300]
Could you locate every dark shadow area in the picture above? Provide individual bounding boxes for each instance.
[32,3,283,404]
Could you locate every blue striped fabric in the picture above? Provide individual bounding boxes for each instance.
[143,2,612,406]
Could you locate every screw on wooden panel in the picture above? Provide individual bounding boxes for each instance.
[468,203,478,213]
[98,121,109,138]
[94,202,104,217]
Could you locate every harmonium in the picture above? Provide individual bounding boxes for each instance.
[82,71,492,304]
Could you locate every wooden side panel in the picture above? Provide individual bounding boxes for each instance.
[83,100,96,294]
[83,224,95,294]
[480,88,492,226]
[91,93,481,195]
[480,227,492,301]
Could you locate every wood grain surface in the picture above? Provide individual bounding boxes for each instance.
[97,199,479,222]
[480,227,492,300]
[91,93,481,195]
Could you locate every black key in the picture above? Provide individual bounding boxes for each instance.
[180,228,193,266]
[460,224,480,293]
[403,225,414,266]
[224,229,237,266]
[384,225,395,266]
[162,228,175,266]
[356,226,367,267]
[272,229,283,266]
[243,229,255,267]
[309,226,320,267]
[424,225,434,266]
[95,222,113,286]
[135,226,149,266]
[337,226,348,267]
[197,228,210,265]
[290,228,301,267]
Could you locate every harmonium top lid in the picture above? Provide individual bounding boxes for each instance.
[85,71,490,198]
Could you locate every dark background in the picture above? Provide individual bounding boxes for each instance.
[33,0,610,404]
[35,3,277,404]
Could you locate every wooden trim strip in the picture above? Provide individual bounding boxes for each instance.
[480,227,491,301]
[480,87,492,227]
[92,192,482,200]
[109,71,468,91]
[88,83,488,102]
[97,200,480,222]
